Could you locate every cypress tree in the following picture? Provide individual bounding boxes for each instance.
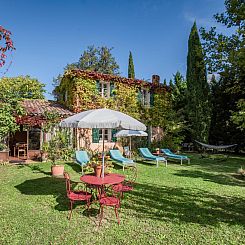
[128,51,135,79]
[186,22,211,142]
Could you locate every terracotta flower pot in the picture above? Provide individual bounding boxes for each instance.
[51,165,64,177]
[94,165,102,178]
[0,151,9,162]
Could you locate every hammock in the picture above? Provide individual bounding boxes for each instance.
[195,140,237,150]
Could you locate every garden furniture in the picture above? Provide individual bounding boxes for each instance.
[63,172,92,220]
[112,166,137,199]
[60,108,146,177]
[75,150,90,174]
[161,149,190,165]
[139,147,167,167]
[109,149,136,171]
[123,146,131,158]
[80,173,124,225]
[115,130,148,158]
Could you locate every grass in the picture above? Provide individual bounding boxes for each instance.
[0,153,245,244]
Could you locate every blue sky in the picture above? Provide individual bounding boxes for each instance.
[1,0,228,99]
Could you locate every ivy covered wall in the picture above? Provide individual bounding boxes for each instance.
[55,69,172,145]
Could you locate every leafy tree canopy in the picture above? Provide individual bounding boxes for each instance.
[69,45,119,75]
[0,76,45,101]
[0,76,45,141]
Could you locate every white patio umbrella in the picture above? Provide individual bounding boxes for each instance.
[115,130,148,158]
[59,108,146,177]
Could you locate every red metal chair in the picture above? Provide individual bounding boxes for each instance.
[63,172,92,220]
[112,166,137,198]
[99,186,121,226]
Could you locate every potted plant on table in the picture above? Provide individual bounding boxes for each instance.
[87,150,114,177]
[89,151,102,177]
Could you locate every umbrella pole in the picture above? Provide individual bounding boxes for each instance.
[130,136,132,158]
[102,129,105,178]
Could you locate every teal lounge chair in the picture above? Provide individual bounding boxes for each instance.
[109,150,136,171]
[75,150,90,174]
[138,148,167,167]
[161,149,190,165]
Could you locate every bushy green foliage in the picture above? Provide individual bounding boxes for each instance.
[46,131,74,165]
[0,76,45,100]
[0,76,45,145]
[231,99,245,130]
[78,46,120,75]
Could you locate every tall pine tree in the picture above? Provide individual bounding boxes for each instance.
[186,22,211,142]
[128,51,135,79]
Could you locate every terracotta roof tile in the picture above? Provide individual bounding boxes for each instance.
[21,99,73,117]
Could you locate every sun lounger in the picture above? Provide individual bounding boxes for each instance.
[161,149,190,165]
[109,150,136,171]
[138,148,167,167]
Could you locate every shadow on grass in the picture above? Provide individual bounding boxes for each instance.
[14,176,96,213]
[187,154,245,174]
[66,161,82,173]
[124,183,245,227]
[135,159,158,167]
[174,169,245,187]
[14,174,245,227]
[25,164,51,175]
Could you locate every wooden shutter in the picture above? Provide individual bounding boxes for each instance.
[137,89,142,103]
[96,80,100,93]
[110,82,115,97]
[150,92,154,107]
[111,129,117,142]
[92,128,99,143]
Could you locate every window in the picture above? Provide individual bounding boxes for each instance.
[142,89,150,107]
[28,128,41,150]
[99,129,109,141]
[92,128,117,143]
[99,81,110,98]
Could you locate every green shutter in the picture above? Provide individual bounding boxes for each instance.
[137,89,142,103]
[110,82,115,97]
[96,80,100,93]
[92,128,99,143]
[111,129,117,142]
[150,92,154,107]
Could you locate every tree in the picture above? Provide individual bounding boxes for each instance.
[0,76,45,143]
[0,25,15,68]
[128,51,135,79]
[186,22,211,142]
[53,45,120,97]
[172,71,187,110]
[78,45,120,75]
[200,0,245,145]
[0,76,45,100]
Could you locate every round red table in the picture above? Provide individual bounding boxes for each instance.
[80,173,125,186]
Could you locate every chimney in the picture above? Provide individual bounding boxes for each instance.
[152,75,160,86]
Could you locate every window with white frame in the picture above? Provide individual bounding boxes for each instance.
[99,81,110,98]
[99,129,110,141]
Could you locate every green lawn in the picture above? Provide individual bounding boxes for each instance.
[0,154,245,245]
